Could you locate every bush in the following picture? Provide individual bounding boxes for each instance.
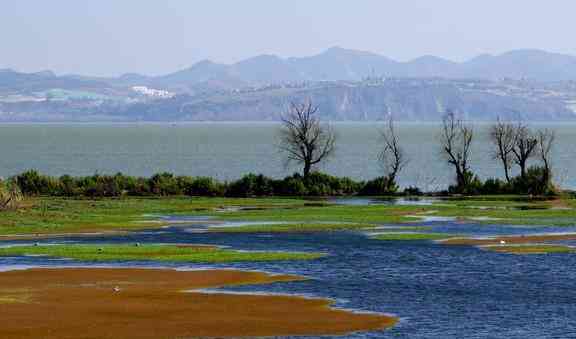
[359,176,398,196]
[58,175,80,197]
[227,174,274,197]
[148,173,181,196]
[403,186,422,196]
[8,169,556,198]
[509,166,555,195]
[274,176,308,196]
[15,170,60,196]
[184,177,225,197]
[480,178,511,195]
[80,174,124,197]
[303,172,361,195]
[448,171,483,195]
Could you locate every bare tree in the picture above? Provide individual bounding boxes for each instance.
[277,101,336,177]
[536,128,555,185]
[489,118,516,183]
[439,110,474,191]
[379,116,407,186]
[510,122,538,180]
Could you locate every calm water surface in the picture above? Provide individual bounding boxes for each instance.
[0,122,575,190]
[3,216,576,339]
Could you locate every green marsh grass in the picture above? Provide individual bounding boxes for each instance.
[0,244,325,263]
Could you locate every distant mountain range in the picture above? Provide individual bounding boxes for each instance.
[2,48,576,121]
[155,47,576,86]
[4,47,576,90]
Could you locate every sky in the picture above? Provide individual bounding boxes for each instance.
[2,0,576,77]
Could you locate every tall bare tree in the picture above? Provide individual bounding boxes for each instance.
[439,110,474,191]
[536,128,555,184]
[510,122,538,180]
[489,118,516,183]
[277,101,336,177]
[379,116,407,186]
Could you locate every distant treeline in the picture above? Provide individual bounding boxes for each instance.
[2,168,556,199]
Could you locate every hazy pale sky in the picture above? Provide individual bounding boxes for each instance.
[2,0,576,77]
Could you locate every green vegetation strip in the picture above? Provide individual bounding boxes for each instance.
[430,198,576,226]
[373,233,461,241]
[4,195,576,238]
[209,204,425,224]
[0,244,325,263]
[209,222,378,233]
[0,197,307,236]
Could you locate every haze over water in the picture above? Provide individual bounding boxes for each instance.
[1,122,574,190]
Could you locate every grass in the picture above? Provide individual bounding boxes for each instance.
[209,222,378,233]
[0,197,307,236]
[430,196,576,226]
[0,244,325,263]
[481,244,574,254]
[3,195,576,238]
[203,196,576,227]
[372,233,461,241]
[207,204,427,224]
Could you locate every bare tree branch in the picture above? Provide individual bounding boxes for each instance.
[510,121,538,180]
[438,110,474,192]
[379,116,407,186]
[277,100,336,177]
[489,117,516,183]
[536,128,555,185]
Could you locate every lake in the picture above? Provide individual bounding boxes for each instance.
[0,122,574,190]
[5,214,576,338]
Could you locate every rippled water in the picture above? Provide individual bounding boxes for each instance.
[3,217,576,338]
[1,122,575,190]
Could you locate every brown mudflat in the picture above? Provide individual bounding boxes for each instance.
[440,233,576,246]
[0,268,396,338]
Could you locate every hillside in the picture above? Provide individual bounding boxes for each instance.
[2,48,576,121]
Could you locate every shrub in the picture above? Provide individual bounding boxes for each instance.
[480,178,510,195]
[509,166,555,195]
[227,174,274,197]
[81,174,124,197]
[448,171,483,195]
[359,176,398,196]
[403,186,422,196]
[185,177,225,197]
[148,173,181,196]
[15,170,59,196]
[274,176,308,196]
[303,172,361,195]
[58,175,80,197]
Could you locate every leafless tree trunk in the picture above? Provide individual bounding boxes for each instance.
[536,128,555,185]
[277,101,336,177]
[489,118,515,183]
[439,110,474,191]
[379,116,407,186]
[510,122,538,180]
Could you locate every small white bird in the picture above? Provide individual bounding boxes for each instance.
[113,286,121,292]
[500,240,506,245]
